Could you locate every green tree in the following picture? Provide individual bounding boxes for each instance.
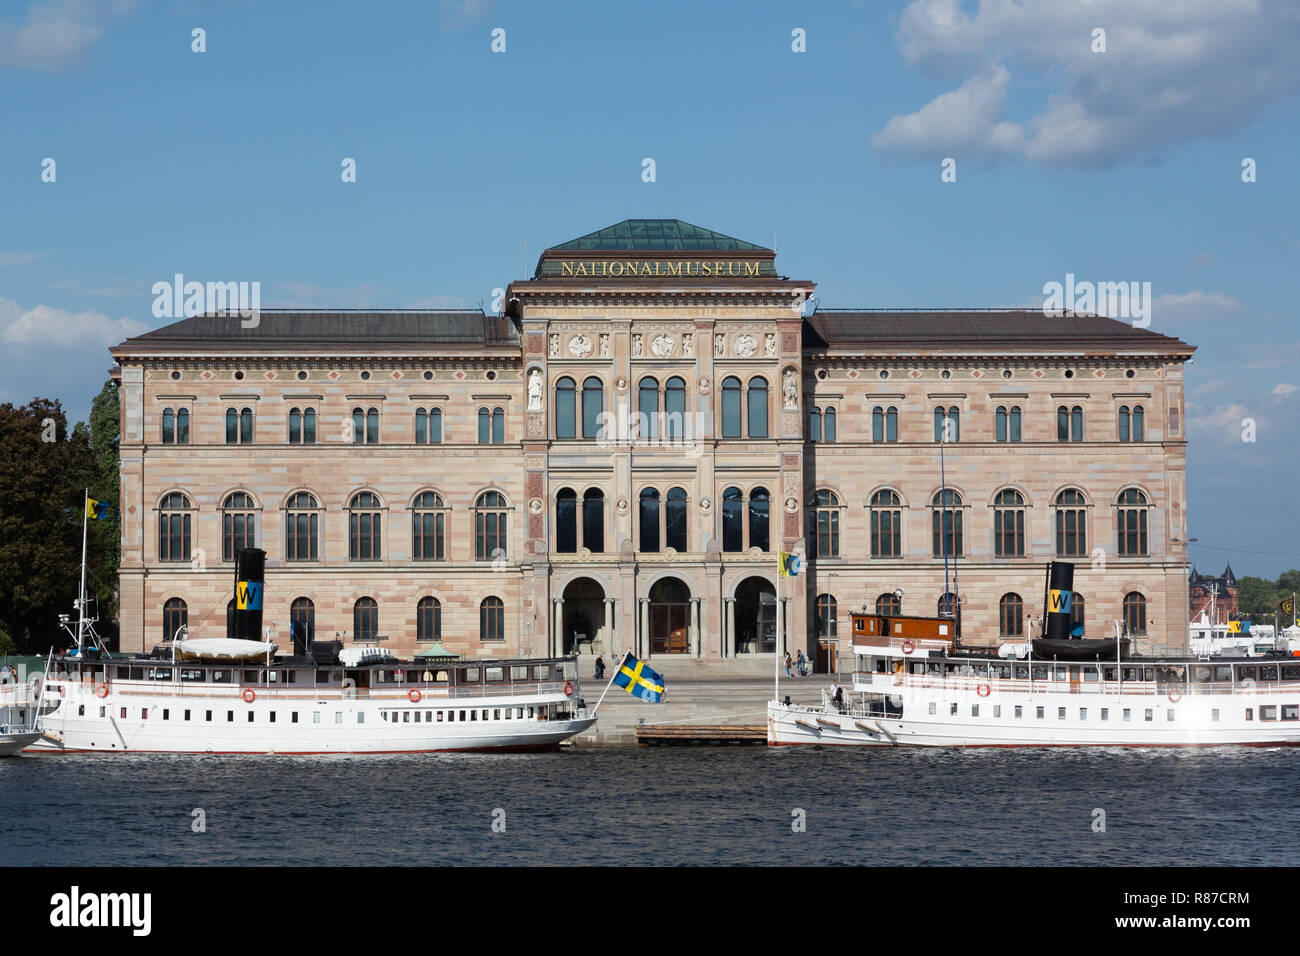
[1237,576,1279,617]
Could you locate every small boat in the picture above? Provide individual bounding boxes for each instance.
[0,671,42,757]
[1031,637,1130,661]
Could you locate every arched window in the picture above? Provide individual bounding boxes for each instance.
[556,488,577,553]
[1071,405,1083,441]
[809,406,822,442]
[303,408,316,443]
[176,407,189,443]
[665,377,686,441]
[872,406,882,442]
[1117,488,1149,556]
[809,490,840,558]
[417,596,442,643]
[1123,592,1147,635]
[480,596,504,642]
[721,377,742,438]
[158,492,192,562]
[290,597,314,646]
[348,492,382,561]
[492,407,504,443]
[1059,404,1083,442]
[1131,405,1144,441]
[583,489,605,553]
[638,488,660,553]
[162,597,187,642]
[934,405,959,442]
[555,377,576,439]
[870,490,902,557]
[352,407,378,444]
[665,487,688,552]
[816,594,838,638]
[747,376,768,438]
[285,492,320,561]
[1070,593,1085,632]
[931,490,963,558]
[993,489,1026,557]
[996,405,1022,442]
[938,593,960,618]
[367,407,379,443]
[886,406,898,442]
[1054,489,1087,556]
[638,377,659,440]
[999,593,1024,636]
[823,407,836,442]
[353,597,378,642]
[162,407,175,444]
[411,492,446,560]
[722,486,744,553]
[221,492,256,561]
[582,377,603,439]
[874,406,897,442]
[288,407,301,444]
[226,598,237,639]
[226,407,252,444]
[478,407,491,443]
[475,491,507,560]
[1118,405,1130,442]
[749,487,770,552]
[415,407,442,444]
[875,593,900,616]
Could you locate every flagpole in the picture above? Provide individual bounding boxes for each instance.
[775,551,781,703]
[78,489,89,654]
[589,650,628,718]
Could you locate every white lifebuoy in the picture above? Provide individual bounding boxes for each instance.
[563,681,574,697]
[408,688,422,703]
[1168,689,1181,703]
[242,688,256,703]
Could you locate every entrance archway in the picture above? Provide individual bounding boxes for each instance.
[734,576,776,654]
[561,577,606,655]
[648,577,691,655]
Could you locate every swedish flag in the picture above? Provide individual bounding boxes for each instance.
[613,653,665,703]
[86,498,110,520]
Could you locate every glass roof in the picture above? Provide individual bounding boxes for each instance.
[549,219,768,252]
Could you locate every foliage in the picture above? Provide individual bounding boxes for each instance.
[1237,571,1300,620]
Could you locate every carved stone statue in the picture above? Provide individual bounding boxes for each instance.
[683,333,693,356]
[765,333,777,357]
[735,334,757,357]
[632,334,643,357]
[651,333,673,357]
[549,334,559,357]
[569,333,592,357]
[782,368,799,409]
[599,333,610,357]
[714,334,725,357]
[527,368,543,410]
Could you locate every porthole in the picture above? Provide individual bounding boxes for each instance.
[233,370,245,381]
[879,370,889,380]
[816,369,828,381]
[170,370,181,381]
[941,370,951,380]
[423,371,434,381]
[486,370,497,381]
[1064,369,1074,379]
[297,371,308,381]
[1126,369,1135,379]
[360,370,371,381]
[1002,369,1012,379]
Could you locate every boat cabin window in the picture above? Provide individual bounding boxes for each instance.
[1214,665,1233,683]
[910,662,925,675]
[242,669,260,683]
[1245,708,1253,721]
[993,664,1010,679]
[512,666,529,680]
[1032,665,1049,681]
[1083,667,1099,682]
[1260,665,1279,681]
[1036,706,1044,718]
[1191,666,1212,683]
[148,668,172,681]
[1260,705,1277,721]
[181,669,205,682]
[486,667,504,682]
[1013,664,1028,679]
[464,667,481,683]
[212,670,232,684]
[1103,666,1117,680]
[1283,705,1298,721]
[1053,667,1067,681]
[532,665,549,681]
[1282,665,1300,681]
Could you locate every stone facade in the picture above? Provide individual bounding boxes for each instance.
[109,222,1195,668]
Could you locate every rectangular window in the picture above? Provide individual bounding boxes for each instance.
[184,710,190,721]
[1058,707,1066,719]
[1282,705,1298,721]
[1246,708,1253,721]
[1260,705,1277,721]
[1079,708,1087,720]
[1211,708,1220,722]
[313,711,320,724]
[247,711,254,722]
[358,712,364,724]
[227,711,234,722]
[335,712,342,724]
[993,705,1001,718]
[971,705,979,717]
[1144,709,1153,722]
[1036,706,1044,719]
[1167,710,1175,722]
[1123,708,1131,721]
[950,703,958,715]
[270,712,276,723]
[205,710,212,721]
[928,702,936,715]
[1100,708,1108,721]
[1014,705,1022,718]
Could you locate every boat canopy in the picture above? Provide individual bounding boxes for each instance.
[173,638,279,662]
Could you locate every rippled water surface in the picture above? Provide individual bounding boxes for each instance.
[2,747,1296,866]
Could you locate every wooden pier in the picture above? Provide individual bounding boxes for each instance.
[635,723,767,745]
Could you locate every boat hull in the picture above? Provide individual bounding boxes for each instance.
[0,731,42,757]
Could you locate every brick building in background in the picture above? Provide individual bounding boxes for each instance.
[108,220,1196,669]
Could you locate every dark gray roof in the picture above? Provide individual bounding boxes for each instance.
[112,310,520,353]
[803,310,1192,355]
[548,219,769,252]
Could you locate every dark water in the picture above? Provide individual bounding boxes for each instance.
[2,747,1297,866]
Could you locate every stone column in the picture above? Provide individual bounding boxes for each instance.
[551,598,564,657]
[639,597,649,658]
[725,597,736,658]
[689,598,701,657]
[603,598,615,654]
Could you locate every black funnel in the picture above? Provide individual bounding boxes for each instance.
[233,548,266,643]
[1043,560,1075,641]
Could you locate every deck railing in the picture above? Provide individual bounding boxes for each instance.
[850,671,1300,697]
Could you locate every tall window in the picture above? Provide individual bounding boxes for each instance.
[638,377,659,440]
[162,408,175,444]
[411,492,446,560]
[162,597,187,642]
[665,487,688,552]
[492,407,504,443]
[478,408,505,443]
[1058,405,1083,442]
[1070,593,1086,631]
[749,487,770,552]
[993,489,1026,557]
[221,492,256,561]
[816,594,838,640]
[1119,404,1144,442]
[722,486,744,553]
[809,490,840,558]
[996,405,1021,442]
[747,376,768,438]
[475,491,507,560]
[556,489,577,553]
[721,377,742,438]
[1123,592,1147,635]
[873,406,897,443]
[480,596,505,642]
[875,593,900,616]
[934,405,959,442]
[665,377,686,441]
[348,492,382,561]
[158,492,192,562]
[810,406,837,442]
[353,407,378,443]
[931,490,963,558]
[1116,488,1149,556]
[1055,489,1087,556]
[1131,405,1144,441]
[583,489,605,553]
[999,593,1024,636]
[870,490,902,557]
[290,597,314,646]
[415,407,441,444]
[353,598,378,642]
[555,378,576,439]
[288,407,317,444]
[582,377,603,439]
[175,407,189,444]
[417,596,442,642]
[226,407,252,444]
[285,492,320,561]
[638,488,660,553]
[226,598,237,639]
[938,593,960,618]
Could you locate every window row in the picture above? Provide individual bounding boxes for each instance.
[159,406,503,445]
[801,404,1148,444]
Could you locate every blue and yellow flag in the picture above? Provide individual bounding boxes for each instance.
[86,498,110,520]
[779,551,802,577]
[613,653,665,703]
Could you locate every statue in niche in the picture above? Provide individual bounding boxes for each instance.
[783,368,799,409]
[714,333,725,357]
[599,333,610,357]
[765,333,777,357]
[683,333,694,357]
[632,334,643,357]
[527,368,543,410]
[549,334,559,357]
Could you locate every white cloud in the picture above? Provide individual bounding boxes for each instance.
[875,0,1300,166]
[0,297,148,349]
[1273,383,1298,399]
[0,253,41,267]
[0,0,137,72]
[1152,290,1243,325]
[1186,402,1255,445]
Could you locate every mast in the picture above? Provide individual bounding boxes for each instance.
[77,489,89,654]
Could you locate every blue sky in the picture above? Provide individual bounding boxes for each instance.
[2,0,1298,576]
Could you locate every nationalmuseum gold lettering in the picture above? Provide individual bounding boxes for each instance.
[625,261,639,275]
[554,259,763,277]
[744,262,758,276]
[561,262,575,276]
[667,262,682,276]
[610,262,624,276]
[701,262,711,275]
